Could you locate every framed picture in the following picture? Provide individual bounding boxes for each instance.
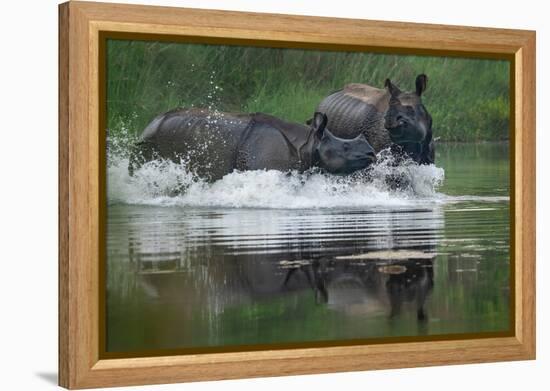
[58,1,536,389]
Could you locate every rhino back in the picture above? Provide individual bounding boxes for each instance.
[137,108,251,180]
[236,114,308,172]
[317,87,392,152]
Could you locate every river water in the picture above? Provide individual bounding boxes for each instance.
[105,142,510,354]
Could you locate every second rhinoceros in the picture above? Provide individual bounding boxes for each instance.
[129,108,377,181]
[314,74,435,164]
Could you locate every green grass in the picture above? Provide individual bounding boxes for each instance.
[106,40,510,142]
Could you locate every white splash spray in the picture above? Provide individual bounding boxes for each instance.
[106,142,454,209]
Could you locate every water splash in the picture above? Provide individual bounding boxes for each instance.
[107,141,455,208]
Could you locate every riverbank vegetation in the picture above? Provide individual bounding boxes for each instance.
[107,40,510,142]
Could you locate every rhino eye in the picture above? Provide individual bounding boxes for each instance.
[343,143,350,151]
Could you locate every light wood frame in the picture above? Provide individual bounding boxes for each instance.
[59,1,536,389]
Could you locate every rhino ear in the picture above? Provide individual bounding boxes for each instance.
[384,78,401,97]
[415,74,428,96]
[312,112,328,138]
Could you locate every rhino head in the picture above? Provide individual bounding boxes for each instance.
[384,74,433,146]
[311,112,376,174]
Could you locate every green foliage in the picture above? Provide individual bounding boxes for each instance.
[107,40,510,141]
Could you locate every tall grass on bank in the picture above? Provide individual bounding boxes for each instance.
[107,40,510,142]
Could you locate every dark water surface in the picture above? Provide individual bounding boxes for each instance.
[105,142,510,354]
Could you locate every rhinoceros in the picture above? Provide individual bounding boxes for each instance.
[313,74,435,164]
[129,108,377,181]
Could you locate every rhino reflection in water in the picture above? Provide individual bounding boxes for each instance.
[279,255,434,321]
[135,251,435,323]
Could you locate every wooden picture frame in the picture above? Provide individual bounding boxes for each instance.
[58,1,536,389]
